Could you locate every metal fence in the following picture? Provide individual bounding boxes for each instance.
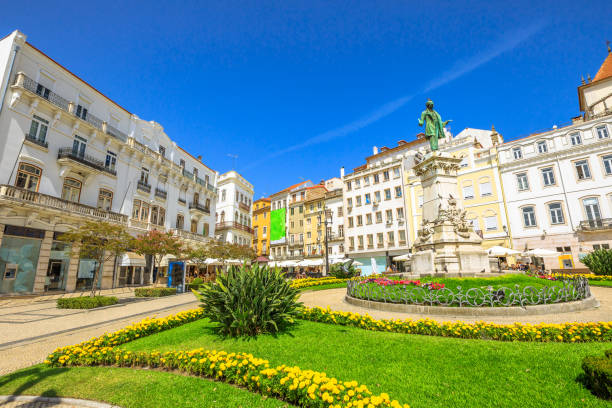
[346,276,591,307]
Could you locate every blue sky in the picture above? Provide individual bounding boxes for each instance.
[2,1,611,197]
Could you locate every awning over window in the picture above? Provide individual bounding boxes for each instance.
[120,252,146,267]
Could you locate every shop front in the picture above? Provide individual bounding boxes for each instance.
[0,226,43,294]
[118,252,146,287]
[45,239,72,292]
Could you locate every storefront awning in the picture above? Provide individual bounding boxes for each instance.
[159,254,177,267]
[121,252,146,267]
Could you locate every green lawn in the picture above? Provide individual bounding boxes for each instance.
[0,365,290,408]
[589,280,612,287]
[118,318,611,408]
[298,282,347,292]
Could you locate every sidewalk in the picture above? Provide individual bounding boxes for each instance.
[0,292,199,375]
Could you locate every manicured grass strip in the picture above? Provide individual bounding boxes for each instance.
[300,307,612,342]
[590,281,612,287]
[298,282,347,292]
[0,365,288,408]
[120,318,612,408]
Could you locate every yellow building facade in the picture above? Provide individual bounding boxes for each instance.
[288,185,308,258]
[405,128,510,250]
[303,185,328,258]
[252,198,271,256]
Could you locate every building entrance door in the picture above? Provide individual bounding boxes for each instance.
[46,261,66,291]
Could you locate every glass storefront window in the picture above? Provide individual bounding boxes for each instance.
[46,241,71,291]
[75,259,103,290]
[0,236,42,293]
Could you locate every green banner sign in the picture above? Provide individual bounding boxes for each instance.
[270,208,286,242]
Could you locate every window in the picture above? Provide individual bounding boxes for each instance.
[357,215,363,226]
[310,204,314,211]
[349,237,355,249]
[393,167,401,178]
[191,219,197,233]
[354,179,360,188]
[387,231,395,245]
[348,216,354,228]
[358,236,364,249]
[583,197,601,222]
[338,207,343,217]
[150,206,166,226]
[575,160,591,180]
[516,173,529,191]
[602,154,612,175]
[176,214,184,229]
[395,186,402,198]
[548,203,564,224]
[512,147,522,159]
[97,189,113,210]
[399,230,406,244]
[386,209,393,223]
[594,244,611,250]
[346,181,352,191]
[356,196,362,206]
[299,205,303,213]
[75,104,88,120]
[537,141,548,153]
[28,115,48,143]
[374,191,381,203]
[366,214,372,224]
[522,206,536,227]
[373,173,380,183]
[377,233,384,247]
[596,126,609,139]
[484,216,497,231]
[290,207,294,215]
[541,167,555,186]
[132,199,150,221]
[479,181,492,196]
[72,135,87,157]
[462,185,474,200]
[397,208,404,219]
[307,231,311,239]
[376,211,383,223]
[317,201,322,209]
[61,178,81,202]
[384,189,391,200]
[105,151,117,172]
[367,234,374,248]
[158,146,166,157]
[383,170,390,181]
[363,176,370,186]
[15,163,41,191]
[140,168,149,184]
[365,193,371,204]
[570,133,582,145]
[263,226,267,236]
[179,159,185,168]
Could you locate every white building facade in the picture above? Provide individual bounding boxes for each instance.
[0,30,218,294]
[215,171,254,246]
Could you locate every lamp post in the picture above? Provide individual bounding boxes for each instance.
[319,209,332,276]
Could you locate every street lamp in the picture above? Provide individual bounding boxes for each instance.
[318,209,333,276]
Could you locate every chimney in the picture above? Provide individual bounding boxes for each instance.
[373,146,378,155]
[340,167,345,178]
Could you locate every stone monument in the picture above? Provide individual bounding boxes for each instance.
[411,100,491,276]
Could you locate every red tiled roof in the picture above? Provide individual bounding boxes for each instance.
[271,180,310,196]
[593,50,612,82]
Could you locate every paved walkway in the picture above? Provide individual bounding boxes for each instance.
[0,293,199,375]
[0,396,119,407]
[299,286,612,324]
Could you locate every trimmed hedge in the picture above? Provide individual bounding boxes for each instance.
[134,287,176,297]
[582,349,612,399]
[57,296,118,309]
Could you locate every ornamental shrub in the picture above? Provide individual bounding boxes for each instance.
[187,277,204,291]
[57,296,118,309]
[195,263,302,336]
[329,262,360,279]
[582,249,612,276]
[134,287,176,297]
[582,349,612,399]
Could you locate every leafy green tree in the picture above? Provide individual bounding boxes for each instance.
[582,249,612,276]
[58,221,132,297]
[195,263,302,337]
[131,230,184,283]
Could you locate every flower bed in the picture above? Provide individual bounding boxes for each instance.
[348,275,589,307]
[134,288,177,297]
[46,309,409,408]
[290,276,349,289]
[299,307,612,343]
[57,296,118,309]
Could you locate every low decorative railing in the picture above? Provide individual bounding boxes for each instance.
[0,184,127,224]
[170,228,209,242]
[347,276,591,307]
[215,221,254,234]
[155,188,167,199]
[239,202,250,212]
[106,124,128,142]
[137,181,151,193]
[578,218,612,231]
[189,202,210,214]
[25,133,48,148]
[57,147,116,176]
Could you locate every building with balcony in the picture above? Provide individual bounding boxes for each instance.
[303,184,328,259]
[0,30,218,295]
[324,182,345,258]
[498,46,612,270]
[287,183,308,258]
[252,198,270,257]
[215,171,254,246]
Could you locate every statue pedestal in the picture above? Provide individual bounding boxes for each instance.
[411,152,492,275]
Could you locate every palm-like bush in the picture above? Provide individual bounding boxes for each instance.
[195,263,302,336]
[582,249,612,276]
[329,262,360,279]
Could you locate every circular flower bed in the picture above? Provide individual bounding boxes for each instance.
[348,275,591,307]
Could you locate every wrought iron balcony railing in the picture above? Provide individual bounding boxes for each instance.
[0,184,127,223]
[24,133,48,148]
[215,221,254,234]
[189,201,210,214]
[155,188,167,199]
[57,147,116,176]
[239,202,250,212]
[137,181,151,193]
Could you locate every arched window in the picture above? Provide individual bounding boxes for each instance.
[97,189,113,210]
[15,163,42,191]
[62,178,82,202]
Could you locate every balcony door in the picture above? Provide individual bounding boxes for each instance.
[72,135,87,157]
[62,178,82,203]
[583,197,602,227]
[190,219,198,233]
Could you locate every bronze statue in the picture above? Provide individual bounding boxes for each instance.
[418,99,451,151]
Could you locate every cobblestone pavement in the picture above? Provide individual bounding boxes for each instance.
[299,286,612,324]
[0,396,119,407]
[0,293,199,375]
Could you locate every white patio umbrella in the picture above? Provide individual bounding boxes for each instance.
[393,253,411,261]
[522,248,558,257]
[226,259,243,265]
[279,260,298,267]
[488,246,521,257]
[351,260,364,266]
[204,258,220,265]
[268,261,282,267]
[329,257,350,264]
